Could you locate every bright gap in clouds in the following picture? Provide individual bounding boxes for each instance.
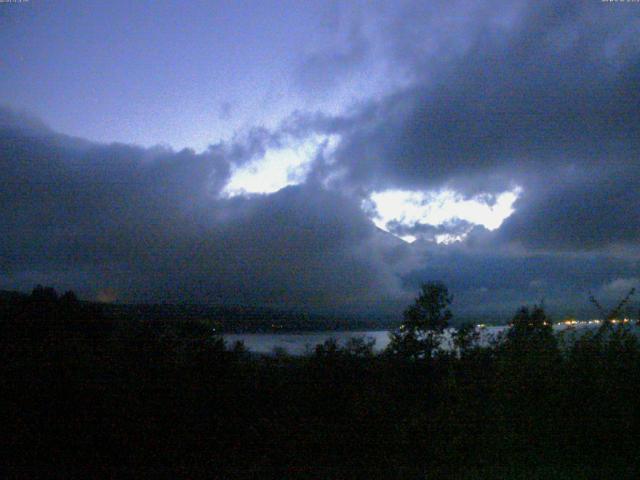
[367,187,522,243]
[222,135,339,197]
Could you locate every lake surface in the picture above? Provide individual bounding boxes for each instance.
[224,326,508,355]
[224,323,638,355]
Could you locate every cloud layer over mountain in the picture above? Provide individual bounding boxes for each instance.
[1,1,639,321]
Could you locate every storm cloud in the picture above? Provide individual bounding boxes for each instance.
[297,0,640,252]
[1,0,639,321]
[0,109,411,313]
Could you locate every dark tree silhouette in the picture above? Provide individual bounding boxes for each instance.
[31,284,58,303]
[387,281,452,359]
[3,284,640,477]
[589,287,636,326]
[454,321,480,356]
[507,305,553,343]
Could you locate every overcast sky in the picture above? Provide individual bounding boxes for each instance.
[1,0,639,321]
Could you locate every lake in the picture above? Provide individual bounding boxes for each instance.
[224,326,509,355]
[224,322,637,355]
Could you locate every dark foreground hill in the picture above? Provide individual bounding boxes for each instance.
[1,289,396,332]
[99,301,396,332]
[3,286,639,478]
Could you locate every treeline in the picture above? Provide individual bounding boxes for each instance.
[68,297,393,333]
[2,285,640,478]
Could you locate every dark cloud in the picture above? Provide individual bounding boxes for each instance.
[495,163,640,251]
[1,103,636,320]
[295,0,640,252]
[401,243,640,320]
[2,1,640,320]
[0,108,407,313]
[325,1,640,194]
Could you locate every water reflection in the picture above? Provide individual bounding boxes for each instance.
[224,323,638,355]
[224,327,508,355]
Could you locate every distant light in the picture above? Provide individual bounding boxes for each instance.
[364,186,522,243]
